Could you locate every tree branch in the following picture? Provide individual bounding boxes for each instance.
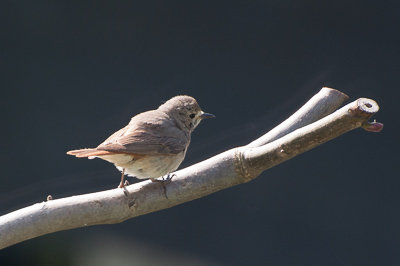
[246,87,349,147]
[0,88,382,250]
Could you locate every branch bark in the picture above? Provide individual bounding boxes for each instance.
[0,88,382,250]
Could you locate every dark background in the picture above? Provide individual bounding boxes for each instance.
[1,1,398,265]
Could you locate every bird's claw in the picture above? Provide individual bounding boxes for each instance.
[151,173,176,199]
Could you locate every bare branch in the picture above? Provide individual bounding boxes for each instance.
[247,87,349,148]
[242,98,380,178]
[0,88,381,250]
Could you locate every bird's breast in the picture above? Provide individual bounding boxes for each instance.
[98,151,186,179]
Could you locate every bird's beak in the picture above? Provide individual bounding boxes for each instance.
[200,112,215,119]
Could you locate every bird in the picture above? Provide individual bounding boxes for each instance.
[67,95,214,188]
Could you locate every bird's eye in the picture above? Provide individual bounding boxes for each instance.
[189,113,196,119]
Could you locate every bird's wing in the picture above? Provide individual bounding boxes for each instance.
[96,123,188,155]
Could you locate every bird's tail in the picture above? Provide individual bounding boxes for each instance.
[67,148,115,158]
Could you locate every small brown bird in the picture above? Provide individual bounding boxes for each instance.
[67,95,214,188]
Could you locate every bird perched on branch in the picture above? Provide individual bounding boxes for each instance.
[67,95,214,188]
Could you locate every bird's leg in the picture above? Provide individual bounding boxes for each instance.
[118,168,126,188]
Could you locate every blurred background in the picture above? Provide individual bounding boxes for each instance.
[0,1,398,265]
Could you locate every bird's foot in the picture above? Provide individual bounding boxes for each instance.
[151,173,176,183]
[151,173,176,199]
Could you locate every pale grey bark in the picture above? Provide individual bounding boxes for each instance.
[0,88,382,250]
